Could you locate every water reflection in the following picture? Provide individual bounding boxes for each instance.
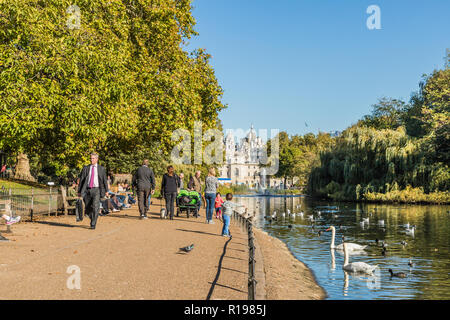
[235,195,450,300]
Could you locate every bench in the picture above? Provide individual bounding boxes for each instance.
[60,186,82,215]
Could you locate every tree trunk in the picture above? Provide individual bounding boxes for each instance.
[14,153,36,182]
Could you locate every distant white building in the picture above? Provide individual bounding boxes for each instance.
[218,125,284,189]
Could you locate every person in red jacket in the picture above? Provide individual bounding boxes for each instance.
[214,192,224,219]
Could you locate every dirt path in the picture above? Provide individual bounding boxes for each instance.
[0,200,248,300]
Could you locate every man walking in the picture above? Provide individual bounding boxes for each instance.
[132,159,156,219]
[188,170,204,210]
[77,153,108,230]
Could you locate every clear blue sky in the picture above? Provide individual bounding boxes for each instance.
[186,0,449,137]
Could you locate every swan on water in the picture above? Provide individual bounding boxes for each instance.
[406,225,416,235]
[342,242,378,274]
[326,226,367,251]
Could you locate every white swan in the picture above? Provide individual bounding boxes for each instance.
[406,226,415,235]
[362,217,369,224]
[326,226,367,251]
[342,242,378,274]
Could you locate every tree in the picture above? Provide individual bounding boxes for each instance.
[360,97,407,130]
[0,0,226,179]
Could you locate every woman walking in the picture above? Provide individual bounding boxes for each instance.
[204,167,219,224]
[161,165,180,220]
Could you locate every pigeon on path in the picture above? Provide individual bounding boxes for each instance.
[179,244,194,253]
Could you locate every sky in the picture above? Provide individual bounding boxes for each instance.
[185,0,449,138]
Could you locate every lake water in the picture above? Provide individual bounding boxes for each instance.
[235,195,450,300]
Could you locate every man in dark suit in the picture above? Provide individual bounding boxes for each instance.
[77,153,108,229]
[132,159,156,219]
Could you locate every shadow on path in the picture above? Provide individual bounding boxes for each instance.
[32,221,88,229]
[206,236,233,300]
[176,228,223,237]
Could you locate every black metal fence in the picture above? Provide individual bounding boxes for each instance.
[232,208,257,300]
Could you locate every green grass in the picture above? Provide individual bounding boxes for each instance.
[0,179,50,195]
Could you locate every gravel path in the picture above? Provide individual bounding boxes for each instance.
[0,199,248,300]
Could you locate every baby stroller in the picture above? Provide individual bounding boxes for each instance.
[176,190,200,218]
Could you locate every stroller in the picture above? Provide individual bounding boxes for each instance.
[176,190,200,218]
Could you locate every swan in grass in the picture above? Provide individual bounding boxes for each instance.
[326,226,367,251]
[342,242,378,274]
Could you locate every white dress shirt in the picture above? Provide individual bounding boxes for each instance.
[88,164,99,188]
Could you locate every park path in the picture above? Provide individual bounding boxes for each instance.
[0,199,248,300]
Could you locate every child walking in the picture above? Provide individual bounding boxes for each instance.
[220,193,245,237]
[214,192,224,219]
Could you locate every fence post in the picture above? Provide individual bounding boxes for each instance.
[30,187,34,222]
[5,188,12,233]
[48,186,52,216]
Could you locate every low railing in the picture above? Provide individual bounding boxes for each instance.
[232,208,257,300]
[0,187,61,222]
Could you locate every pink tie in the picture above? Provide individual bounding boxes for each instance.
[89,166,95,188]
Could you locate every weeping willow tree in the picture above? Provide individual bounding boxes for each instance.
[308,125,449,203]
[308,118,449,203]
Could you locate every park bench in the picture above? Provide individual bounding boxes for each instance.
[60,185,83,216]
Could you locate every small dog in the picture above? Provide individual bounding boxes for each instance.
[160,208,167,219]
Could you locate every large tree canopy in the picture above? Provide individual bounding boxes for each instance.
[0,0,226,176]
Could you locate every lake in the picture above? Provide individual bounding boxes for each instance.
[235,195,450,300]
